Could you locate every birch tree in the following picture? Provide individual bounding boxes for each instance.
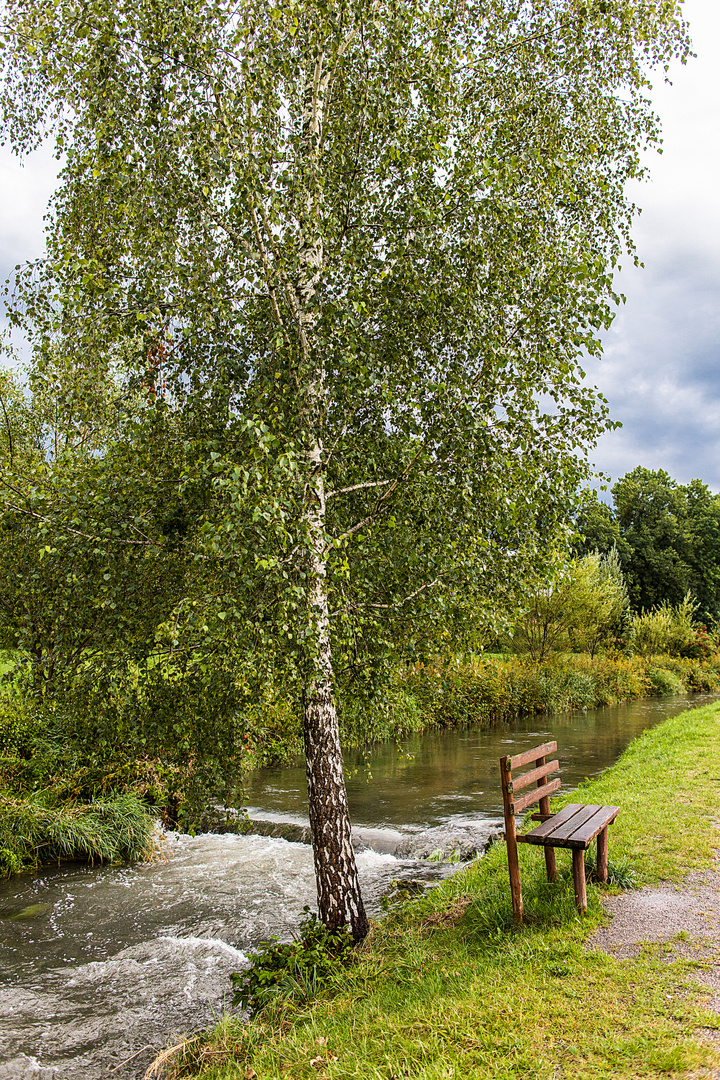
[0,0,688,939]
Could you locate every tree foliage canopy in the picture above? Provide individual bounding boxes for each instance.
[577,468,720,622]
[0,0,690,933]
[0,0,689,679]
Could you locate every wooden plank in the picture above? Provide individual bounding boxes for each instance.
[509,760,559,793]
[543,803,601,843]
[517,803,585,844]
[508,741,557,771]
[564,805,620,848]
[535,753,557,882]
[512,777,561,815]
[522,805,620,850]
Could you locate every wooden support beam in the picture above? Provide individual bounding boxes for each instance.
[572,848,587,914]
[596,826,609,884]
[499,756,523,923]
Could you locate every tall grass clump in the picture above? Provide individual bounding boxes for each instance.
[0,792,158,877]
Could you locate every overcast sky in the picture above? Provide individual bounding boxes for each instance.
[1,0,719,492]
[586,0,720,492]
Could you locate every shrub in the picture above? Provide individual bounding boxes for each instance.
[628,594,698,657]
[229,907,355,1014]
[645,665,684,696]
[511,550,629,661]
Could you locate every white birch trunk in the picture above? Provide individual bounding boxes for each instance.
[296,45,368,941]
[302,450,369,941]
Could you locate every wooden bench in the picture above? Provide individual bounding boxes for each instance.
[499,740,620,921]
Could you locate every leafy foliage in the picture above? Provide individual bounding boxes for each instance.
[0,0,690,691]
[577,470,720,622]
[511,550,629,661]
[399,651,720,733]
[230,907,355,1015]
[628,594,704,658]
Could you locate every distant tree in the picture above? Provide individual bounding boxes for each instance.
[576,469,720,622]
[512,550,628,661]
[574,490,627,559]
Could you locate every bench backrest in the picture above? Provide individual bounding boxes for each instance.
[499,740,561,824]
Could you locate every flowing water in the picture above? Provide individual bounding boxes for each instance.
[1,692,716,1079]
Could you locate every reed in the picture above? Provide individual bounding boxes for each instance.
[0,792,158,877]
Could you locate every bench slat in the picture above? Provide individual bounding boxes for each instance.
[508,741,557,771]
[543,803,601,842]
[509,760,559,793]
[520,804,620,849]
[512,777,561,815]
[516,803,584,842]
[562,805,620,848]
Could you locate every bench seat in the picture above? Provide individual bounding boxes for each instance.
[518,802,620,850]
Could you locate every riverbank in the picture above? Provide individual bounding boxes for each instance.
[3,650,720,877]
[337,651,720,752]
[154,700,720,1080]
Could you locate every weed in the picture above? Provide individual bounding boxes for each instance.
[584,851,638,889]
[229,907,355,1015]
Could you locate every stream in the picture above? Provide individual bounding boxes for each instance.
[1,692,717,1079]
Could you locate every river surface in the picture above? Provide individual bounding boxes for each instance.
[1,693,716,1079]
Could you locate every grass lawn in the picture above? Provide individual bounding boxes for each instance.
[155,702,720,1080]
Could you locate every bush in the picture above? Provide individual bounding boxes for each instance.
[229,907,355,1014]
[628,594,698,657]
[645,665,684,696]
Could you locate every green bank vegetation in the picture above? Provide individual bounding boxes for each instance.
[0,692,162,876]
[149,701,720,1080]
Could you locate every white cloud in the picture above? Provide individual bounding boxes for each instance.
[589,0,720,490]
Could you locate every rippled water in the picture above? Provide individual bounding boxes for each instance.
[1,692,716,1078]
[247,692,720,827]
[0,832,451,1078]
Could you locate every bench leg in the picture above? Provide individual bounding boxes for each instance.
[507,833,523,923]
[544,846,557,883]
[597,827,608,883]
[572,849,587,914]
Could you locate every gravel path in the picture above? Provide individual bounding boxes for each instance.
[591,869,720,1077]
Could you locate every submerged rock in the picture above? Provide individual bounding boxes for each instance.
[393,824,501,863]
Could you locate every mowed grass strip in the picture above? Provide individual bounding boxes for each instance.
[159,702,720,1080]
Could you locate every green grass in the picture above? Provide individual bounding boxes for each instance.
[152,701,720,1080]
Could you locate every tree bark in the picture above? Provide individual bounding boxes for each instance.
[302,461,369,942]
[293,43,368,942]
